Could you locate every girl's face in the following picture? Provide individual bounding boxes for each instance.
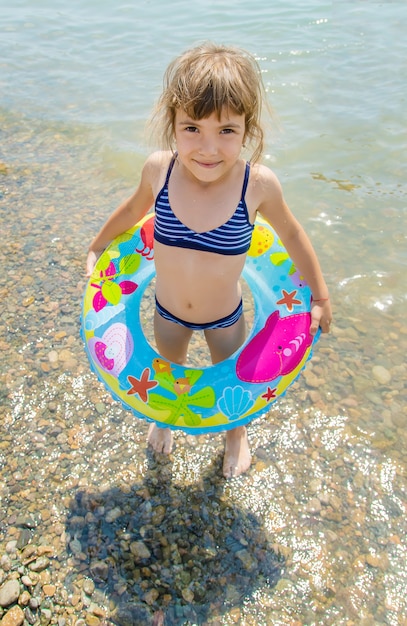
[173,107,246,182]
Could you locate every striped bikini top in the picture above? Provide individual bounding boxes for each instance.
[154,157,254,255]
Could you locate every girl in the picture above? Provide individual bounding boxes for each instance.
[86,42,332,479]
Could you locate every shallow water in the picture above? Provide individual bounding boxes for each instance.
[1,1,406,625]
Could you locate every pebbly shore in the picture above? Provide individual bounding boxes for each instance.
[0,111,406,625]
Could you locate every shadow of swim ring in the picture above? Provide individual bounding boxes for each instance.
[81,213,320,434]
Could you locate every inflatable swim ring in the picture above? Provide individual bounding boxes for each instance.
[82,213,319,434]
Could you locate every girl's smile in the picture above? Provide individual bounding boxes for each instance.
[193,159,222,168]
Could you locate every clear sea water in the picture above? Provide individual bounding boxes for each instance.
[2,1,406,273]
[1,1,406,625]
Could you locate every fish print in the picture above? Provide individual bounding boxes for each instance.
[236,311,313,383]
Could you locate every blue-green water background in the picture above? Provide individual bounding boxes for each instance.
[1,1,407,625]
[2,1,406,280]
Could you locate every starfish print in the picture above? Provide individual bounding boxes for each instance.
[127,368,158,402]
[276,289,302,311]
[262,387,277,402]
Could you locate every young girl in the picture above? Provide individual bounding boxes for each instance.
[86,42,332,479]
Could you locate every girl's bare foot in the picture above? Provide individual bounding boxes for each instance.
[223,426,252,479]
[147,423,173,454]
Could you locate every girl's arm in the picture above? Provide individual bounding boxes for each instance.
[256,166,332,335]
[86,154,158,277]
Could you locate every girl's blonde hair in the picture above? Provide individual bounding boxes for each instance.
[150,42,268,163]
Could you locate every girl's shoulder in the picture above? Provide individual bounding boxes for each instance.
[142,150,174,191]
[249,161,282,188]
[143,150,173,174]
[248,161,284,206]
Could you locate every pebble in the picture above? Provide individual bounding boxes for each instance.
[365,553,389,570]
[0,558,11,574]
[48,351,59,364]
[82,579,95,596]
[372,365,392,385]
[28,557,50,573]
[143,589,159,605]
[0,581,20,608]
[303,369,324,388]
[17,591,30,606]
[89,561,108,582]
[181,588,194,603]
[309,478,322,493]
[21,296,35,307]
[42,584,56,597]
[130,541,151,560]
[235,549,257,571]
[306,497,322,514]
[0,605,24,626]
[105,507,121,523]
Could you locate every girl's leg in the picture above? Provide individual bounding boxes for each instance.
[147,310,193,453]
[204,315,251,478]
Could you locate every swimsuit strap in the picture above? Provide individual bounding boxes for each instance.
[164,153,177,187]
[241,162,251,200]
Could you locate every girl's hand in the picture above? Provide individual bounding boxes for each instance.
[310,298,332,336]
[86,249,103,278]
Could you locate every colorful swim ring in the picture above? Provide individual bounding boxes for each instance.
[81,213,319,434]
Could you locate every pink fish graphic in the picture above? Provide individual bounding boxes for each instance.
[236,311,312,383]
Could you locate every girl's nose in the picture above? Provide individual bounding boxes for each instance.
[198,135,217,155]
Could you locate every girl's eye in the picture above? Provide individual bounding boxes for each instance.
[185,126,198,133]
[221,128,234,134]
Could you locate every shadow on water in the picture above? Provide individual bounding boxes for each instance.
[65,454,283,626]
